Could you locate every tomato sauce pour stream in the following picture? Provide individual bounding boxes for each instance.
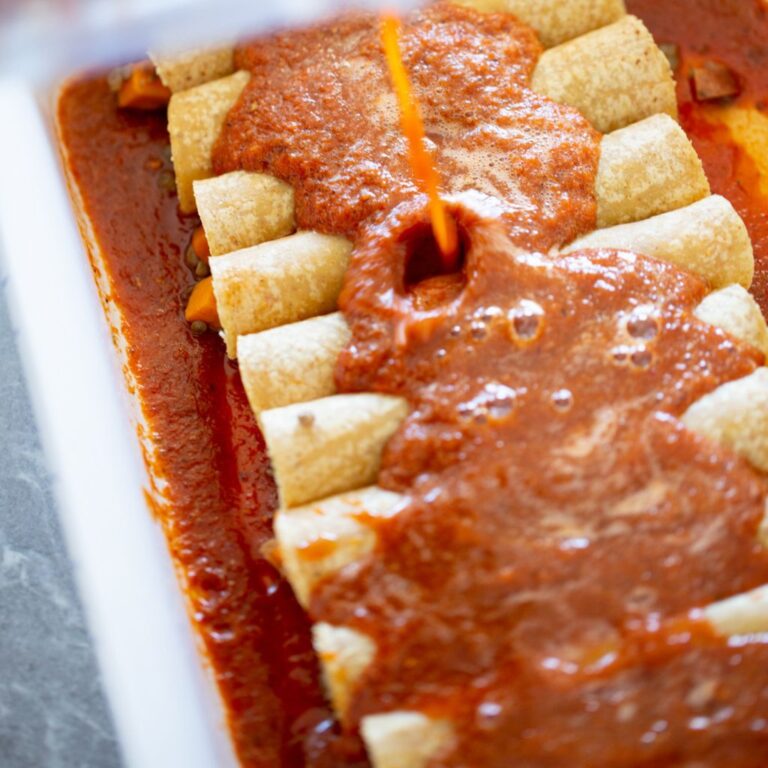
[380,12,458,269]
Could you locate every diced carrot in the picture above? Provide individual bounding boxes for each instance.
[691,61,740,102]
[192,226,211,263]
[117,65,172,110]
[659,43,680,72]
[185,277,221,329]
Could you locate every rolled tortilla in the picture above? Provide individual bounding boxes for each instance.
[695,285,768,356]
[362,713,455,768]
[210,231,352,357]
[197,115,706,261]
[151,45,235,93]
[238,312,351,416]
[453,0,626,48]
[530,16,676,134]
[704,585,768,636]
[259,393,408,508]
[314,623,378,720]
[194,171,295,256]
[566,195,752,289]
[274,486,403,605]
[682,368,768,473]
[167,70,249,212]
[596,114,710,228]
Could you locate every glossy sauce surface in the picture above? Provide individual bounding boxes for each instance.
[327,197,768,766]
[55,0,768,766]
[214,2,599,251]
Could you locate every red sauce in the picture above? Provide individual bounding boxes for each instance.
[213,2,599,251]
[324,197,768,766]
[54,0,768,766]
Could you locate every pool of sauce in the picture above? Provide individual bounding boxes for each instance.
[57,80,367,768]
[55,0,768,766]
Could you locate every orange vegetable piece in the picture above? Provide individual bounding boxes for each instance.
[691,61,740,102]
[192,226,211,263]
[117,65,172,110]
[185,277,221,330]
[381,14,458,270]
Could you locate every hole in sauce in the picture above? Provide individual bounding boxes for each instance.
[402,217,468,311]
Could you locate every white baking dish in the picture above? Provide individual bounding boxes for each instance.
[0,77,238,768]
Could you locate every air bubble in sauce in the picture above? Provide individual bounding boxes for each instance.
[612,345,632,363]
[508,299,544,342]
[471,320,488,340]
[458,383,518,423]
[631,348,653,368]
[626,306,659,340]
[476,702,503,731]
[551,388,573,411]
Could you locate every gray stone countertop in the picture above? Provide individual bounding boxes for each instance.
[0,282,122,768]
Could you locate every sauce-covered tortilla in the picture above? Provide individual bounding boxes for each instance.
[323,195,768,766]
[213,2,600,251]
